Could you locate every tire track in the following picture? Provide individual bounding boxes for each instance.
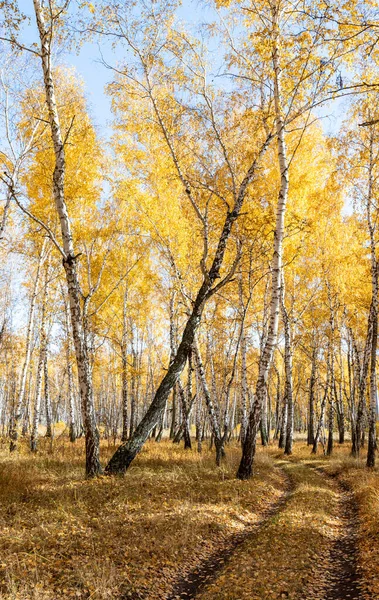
[307,464,362,600]
[166,467,295,600]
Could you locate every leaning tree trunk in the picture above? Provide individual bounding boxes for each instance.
[104,131,272,474]
[105,280,210,473]
[237,16,288,479]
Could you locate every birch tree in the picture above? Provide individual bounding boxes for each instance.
[96,0,273,473]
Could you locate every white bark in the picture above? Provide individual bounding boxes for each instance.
[281,276,293,455]
[30,270,48,452]
[32,0,101,476]
[367,128,378,467]
[44,352,53,438]
[10,239,47,451]
[238,4,289,478]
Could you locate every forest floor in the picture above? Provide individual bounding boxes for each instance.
[0,437,378,599]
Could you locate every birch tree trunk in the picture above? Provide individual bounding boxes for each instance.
[327,357,335,456]
[44,353,53,438]
[307,346,317,446]
[312,347,331,454]
[32,0,101,477]
[239,274,249,445]
[195,379,203,453]
[63,296,76,443]
[353,314,372,457]
[30,273,48,452]
[104,132,272,473]
[121,286,128,442]
[367,130,378,468]
[9,239,46,451]
[278,392,287,449]
[193,341,224,465]
[273,368,281,440]
[237,7,288,479]
[327,302,336,457]
[281,276,294,455]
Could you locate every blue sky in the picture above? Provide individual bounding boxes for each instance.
[16,0,217,140]
[15,0,347,141]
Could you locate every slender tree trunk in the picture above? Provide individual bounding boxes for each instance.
[273,369,281,440]
[352,313,372,457]
[267,387,272,443]
[195,369,203,453]
[308,346,317,446]
[31,271,48,452]
[237,13,288,479]
[260,390,269,446]
[367,133,378,468]
[312,396,326,455]
[170,386,177,440]
[120,287,129,442]
[129,338,137,439]
[44,353,53,438]
[327,310,336,457]
[63,296,76,443]
[278,393,287,449]
[178,379,192,449]
[121,350,128,442]
[10,240,46,451]
[104,130,272,474]
[22,380,31,438]
[33,0,102,477]
[336,340,345,444]
[327,393,334,456]
[313,350,331,455]
[239,275,249,445]
[281,278,293,456]
[193,341,225,465]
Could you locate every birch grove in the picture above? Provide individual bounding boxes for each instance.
[0,0,377,482]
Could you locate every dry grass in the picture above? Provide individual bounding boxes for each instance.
[2,437,379,600]
[0,437,285,599]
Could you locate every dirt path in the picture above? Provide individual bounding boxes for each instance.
[316,469,362,600]
[166,468,294,600]
[166,459,363,600]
